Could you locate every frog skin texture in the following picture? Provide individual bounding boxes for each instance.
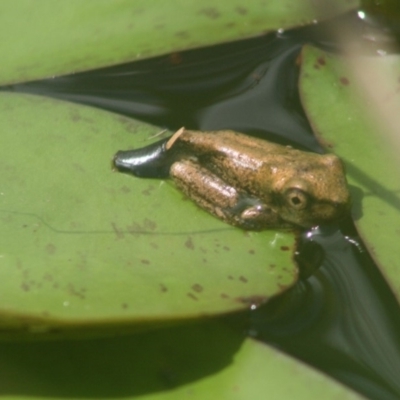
[113,128,351,230]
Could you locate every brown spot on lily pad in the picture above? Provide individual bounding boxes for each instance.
[340,77,350,85]
[175,31,189,39]
[43,273,54,282]
[221,293,230,299]
[199,7,220,19]
[141,259,150,265]
[192,283,203,293]
[45,243,56,255]
[160,284,168,293]
[111,222,124,239]
[280,246,290,251]
[21,283,30,291]
[239,276,248,283]
[68,283,86,299]
[69,109,81,122]
[143,218,157,231]
[235,6,247,15]
[141,185,155,196]
[185,237,194,250]
[127,219,156,235]
[120,185,131,194]
[187,293,198,301]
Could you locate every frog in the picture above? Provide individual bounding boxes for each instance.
[113,128,351,230]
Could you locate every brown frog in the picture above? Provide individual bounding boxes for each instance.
[113,128,350,230]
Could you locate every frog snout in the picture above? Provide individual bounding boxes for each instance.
[113,149,170,178]
[112,138,177,179]
[113,151,133,172]
[113,150,149,175]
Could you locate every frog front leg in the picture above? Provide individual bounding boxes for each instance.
[170,159,287,230]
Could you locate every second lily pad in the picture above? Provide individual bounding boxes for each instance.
[299,45,400,302]
[0,0,360,85]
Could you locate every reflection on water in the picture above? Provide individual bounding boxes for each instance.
[8,26,323,151]
[7,9,400,400]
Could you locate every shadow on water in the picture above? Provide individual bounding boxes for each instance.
[4,9,400,400]
[251,224,400,400]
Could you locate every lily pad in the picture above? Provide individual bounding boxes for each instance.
[0,0,359,85]
[0,319,366,400]
[0,92,296,338]
[299,45,400,301]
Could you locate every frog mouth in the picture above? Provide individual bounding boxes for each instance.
[308,200,352,227]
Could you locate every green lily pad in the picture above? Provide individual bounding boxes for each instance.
[0,92,296,338]
[0,320,366,399]
[299,45,400,301]
[0,0,359,85]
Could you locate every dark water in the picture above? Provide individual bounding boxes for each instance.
[7,9,400,400]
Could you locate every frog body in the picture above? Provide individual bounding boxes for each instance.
[113,128,350,229]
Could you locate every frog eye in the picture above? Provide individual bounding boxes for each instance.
[285,188,309,210]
